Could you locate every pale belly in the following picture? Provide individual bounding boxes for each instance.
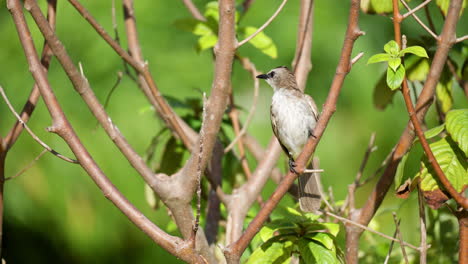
[271,90,316,158]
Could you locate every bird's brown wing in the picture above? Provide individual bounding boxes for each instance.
[305,94,319,121]
[270,104,292,159]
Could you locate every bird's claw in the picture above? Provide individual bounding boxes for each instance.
[288,159,298,174]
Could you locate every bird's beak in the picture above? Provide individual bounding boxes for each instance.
[256,74,269,79]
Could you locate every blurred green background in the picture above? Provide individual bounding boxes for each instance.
[0,0,466,263]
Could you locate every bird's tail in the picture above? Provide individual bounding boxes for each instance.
[298,157,322,212]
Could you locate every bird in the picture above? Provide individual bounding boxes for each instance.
[256,66,321,212]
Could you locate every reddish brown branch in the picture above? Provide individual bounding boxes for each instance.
[224,0,363,261]
[457,210,468,264]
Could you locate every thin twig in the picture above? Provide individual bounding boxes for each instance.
[0,86,78,164]
[5,149,47,181]
[383,223,399,264]
[324,210,420,251]
[236,0,288,47]
[393,213,409,263]
[456,35,468,43]
[224,57,259,153]
[181,0,206,21]
[351,52,365,65]
[399,0,438,39]
[402,0,432,18]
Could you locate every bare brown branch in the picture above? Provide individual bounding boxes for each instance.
[8,1,203,262]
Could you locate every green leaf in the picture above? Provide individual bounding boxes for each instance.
[298,239,339,264]
[384,40,400,55]
[367,53,391,64]
[435,0,467,16]
[400,46,429,58]
[159,137,186,175]
[373,72,398,110]
[446,109,468,155]
[388,57,401,72]
[306,233,336,250]
[394,152,409,190]
[407,58,429,81]
[204,1,220,22]
[436,68,453,114]
[424,124,446,140]
[436,81,453,113]
[417,137,468,193]
[240,26,278,58]
[259,221,297,242]
[303,223,340,237]
[386,64,405,90]
[246,239,293,264]
[197,33,218,51]
[144,184,159,209]
[361,0,407,14]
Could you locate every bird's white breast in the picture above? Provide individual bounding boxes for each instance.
[271,89,317,158]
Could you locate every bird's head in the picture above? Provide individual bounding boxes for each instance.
[256,66,298,91]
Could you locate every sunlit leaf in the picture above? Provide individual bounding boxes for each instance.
[436,68,453,113]
[386,64,405,90]
[417,137,468,193]
[400,46,429,58]
[407,58,429,81]
[388,57,401,72]
[303,222,340,237]
[259,221,297,242]
[144,184,158,209]
[298,239,339,264]
[197,33,218,51]
[204,1,220,22]
[361,0,408,14]
[240,26,278,58]
[435,0,467,16]
[246,239,293,264]
[394,152,409,190]
[424,124,446,140]
[436,80,453,113]
[306,233,336,251]
[367,53,391,64]
[384,40,400,55]
[446,109,468,155]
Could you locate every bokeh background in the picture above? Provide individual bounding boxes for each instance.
[0,0,466,263]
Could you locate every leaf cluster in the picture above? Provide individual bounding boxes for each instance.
[395,109,468,209]
[174,1,277,58]
[367,40,428,90]
[246,207,343,264]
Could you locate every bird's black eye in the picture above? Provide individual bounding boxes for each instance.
[269,71,276,78]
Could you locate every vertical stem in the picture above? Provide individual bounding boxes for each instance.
[459,211,468,264]
[417,186,427,264]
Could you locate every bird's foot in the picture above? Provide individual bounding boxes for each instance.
[288,159,298,174]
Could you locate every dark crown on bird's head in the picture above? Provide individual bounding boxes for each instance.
[256,66,298,90]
